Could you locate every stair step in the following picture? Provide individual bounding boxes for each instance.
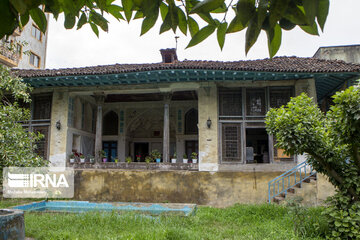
[287,188,295,194]
[273,196,285,203]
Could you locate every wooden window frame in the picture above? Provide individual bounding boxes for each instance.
[31,24,42,41]
[29,51,41,68]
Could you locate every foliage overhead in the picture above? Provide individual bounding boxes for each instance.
[1,0,329,58]
[266,85,360,239]
[0,65,47,183]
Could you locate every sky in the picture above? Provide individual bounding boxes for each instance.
[46,0,360,69]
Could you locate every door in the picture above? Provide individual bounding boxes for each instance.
[185,140,198,161]
[134,142,149,162]
[103,141,117,162]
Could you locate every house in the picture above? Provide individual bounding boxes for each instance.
[13,49,360,206]
[0,12,49,69]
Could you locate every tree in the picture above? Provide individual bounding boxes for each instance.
[1,0,329,58]
[0,65,47,184]
[265,84,360,239]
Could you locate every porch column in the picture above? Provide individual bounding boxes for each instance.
[163,95,171,162]
[94,94,105,163]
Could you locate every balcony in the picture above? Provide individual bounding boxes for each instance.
[0,45,20,67]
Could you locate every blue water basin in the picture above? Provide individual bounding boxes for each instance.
[12,201,196,216]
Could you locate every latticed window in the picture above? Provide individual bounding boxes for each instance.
[219,88,242,116]
[246,88,266,116]
[33,95,52,120]
[270,87,293,108]
[222,123,242,162]
[185,108,198,134]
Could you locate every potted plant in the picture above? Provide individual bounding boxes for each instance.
[151,149,161,163]
[126,156,132,163]
[191,152,198,164]
[79,153,85,163]
[171,152,177,163]
[114,158,119,163]
[88,154,95,163]
[100,150,107,162]
[69,153,75,163]
[145,156,153,163]
[136,155,141,162]
[183,153,188,163]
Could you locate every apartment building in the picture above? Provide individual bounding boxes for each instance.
[0,15,49,69]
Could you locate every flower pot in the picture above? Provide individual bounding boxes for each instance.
[90,158,95,164]
[183,159,188,163]
[69,158,75,164]
[192,159,197,164]
[80,158,85,163]
[156,158,161,163]
[171,158,176,163]
[102,158,107,162]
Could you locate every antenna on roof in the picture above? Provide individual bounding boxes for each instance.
[175,36,180,50]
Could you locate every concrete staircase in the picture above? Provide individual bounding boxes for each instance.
[273,173,317,205]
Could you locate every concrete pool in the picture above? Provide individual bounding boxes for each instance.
[12,201,197,216]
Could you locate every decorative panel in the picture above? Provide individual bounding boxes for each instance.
[219,88,242,116]
[221,123,242,162]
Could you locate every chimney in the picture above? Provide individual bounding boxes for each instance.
[160,48,178,64]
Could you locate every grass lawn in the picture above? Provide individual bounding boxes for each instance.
[0,199,327,240]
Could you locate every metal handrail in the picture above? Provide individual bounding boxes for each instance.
[268,161,316,203]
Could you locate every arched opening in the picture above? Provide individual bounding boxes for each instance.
[103,111,118,135]
[185,108,198,135]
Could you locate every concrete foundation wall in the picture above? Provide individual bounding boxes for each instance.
[74,170,334,207]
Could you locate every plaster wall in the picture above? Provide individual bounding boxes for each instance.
[74,170,335,207]
[314,45,360,64]
[49,91,69,167]
[198,84,219,171]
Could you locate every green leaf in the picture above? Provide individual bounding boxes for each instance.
[269,0,290,28]
[160,2,168,21]
[188,16,199,37]
[10,0,27,14]
[302,0,318,25]
[266,24,282,58]
[90,11,109,32]
[64,13,76,29]
[168,4,179,33]
[140,13,158,35]
[198,12,215,24]
[0,0,17,37]
[300,22,318,35]
[257,0,269,28]
[90,22,99,37]
[29,7,47,32]
[134,11,144,19]
[211,2,227,13]
[236,0,255,26]
[245,16,261,55]
[20,12,30,28]
[186,24,216,48]
[107,5,125,20]
[190,0,225,14]
[177,8,187,35]
[77,12,87,30]
[217,22,227,50]
[160,12,172,34]
[122,0,133,22]
[317,0,329,31]
[226,16,246,33]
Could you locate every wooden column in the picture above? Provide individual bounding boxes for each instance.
[162,95,171,162]
[94,94,105,163]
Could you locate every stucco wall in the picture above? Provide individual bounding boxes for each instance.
[74,170,334,207]
[314,45,360,64]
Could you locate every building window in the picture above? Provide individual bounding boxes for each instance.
[16,43,22,58]
[221,123,242,162]
[219,88,242,116]
[29,52,40,68]
[246,88,266,116]
[31,24,42,41]
[68,97,74,127]
[81,102,85,130]
[33,95,52,120]
[103,111,118,135]
[184,108,198,135]
[269,87,293,108]
[92,107,96,133]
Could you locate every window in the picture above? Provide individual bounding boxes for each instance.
[219,88,242,116]
[31,25,42,41]
[29,52,40,68]
[81,102,85,130]
[103,111,118,135]
[269,87,293,108]
[221,123,242,162]
[33,95,52,120]
[246,88,266,116]
[92,107,96,133]
[16,43,22,58]
[184,108,198,135]
[68,97,74,127]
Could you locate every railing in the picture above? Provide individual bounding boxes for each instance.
[268,161,316,203]
[0,45,20,64]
